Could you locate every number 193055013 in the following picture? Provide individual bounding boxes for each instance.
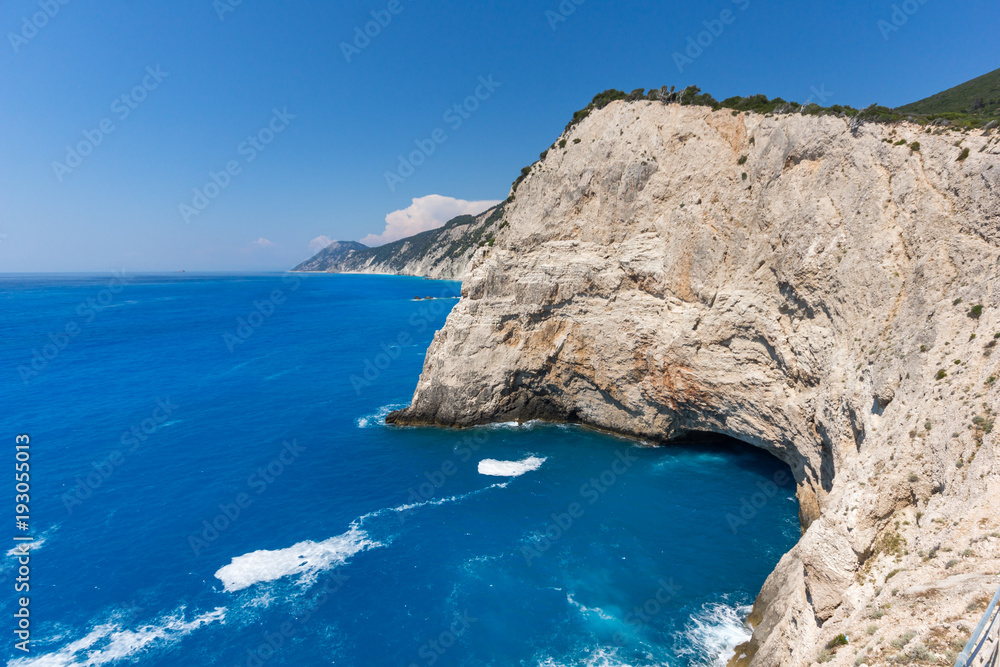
[13,434,32,653]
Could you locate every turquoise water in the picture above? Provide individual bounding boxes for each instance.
[1,274,800,666]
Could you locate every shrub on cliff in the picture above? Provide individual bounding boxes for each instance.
[678,85,720,109]
[645,85,719,109]
[856,104,903,124]
[563,89,628,133]
[722,94,772,114]
[511,165,532,194]
[573,83,998,134]
[591,89,629,109]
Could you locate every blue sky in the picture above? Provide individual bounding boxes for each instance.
[1,0,997,272]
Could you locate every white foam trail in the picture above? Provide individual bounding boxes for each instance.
[10,607,225,667]
[478,456,546,477]
[225,352,277,374]
[6,539,44,558]
[358,481,511,523]
[535,647,639,667]
[566,594,618,623]
[214,526,378,593]
[355,403,407,429]
[484,420,544,430]
[263,368,297,381]
[216,481,512,593]
[7,538,46,558]
[6,525,58,558]
[675,601,753,666]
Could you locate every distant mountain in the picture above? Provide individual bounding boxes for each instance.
[291,204,506,280]
[897,67,1000,118]
[293,241,368,272]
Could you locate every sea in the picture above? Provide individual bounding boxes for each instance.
[0,273,801,666]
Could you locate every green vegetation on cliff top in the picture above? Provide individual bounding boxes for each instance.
[512,71,1000,198]
[563,79,1000,136]
[897,67,1000,118]
[511,69,1000,196]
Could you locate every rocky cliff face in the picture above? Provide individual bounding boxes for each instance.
[292,240,369,272]
[291,205,505,280]
[388,101,1000,665]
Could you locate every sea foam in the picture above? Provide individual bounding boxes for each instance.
[478,456,546,477]
[217,482,512,593]
[535,646,638,667]
[215,525,378,593]
[566,593,618,623]
[358,482,511,523]
[355,403,407,429]
[675,601,753,666]
[10,607,225,667]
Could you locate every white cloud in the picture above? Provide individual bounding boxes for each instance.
[252,238,274,247]
[309,235,333,252]
[360,195,501,247]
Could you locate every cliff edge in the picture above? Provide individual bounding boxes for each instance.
[388,101,1000,665]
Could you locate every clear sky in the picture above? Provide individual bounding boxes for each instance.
[1,0,998,272]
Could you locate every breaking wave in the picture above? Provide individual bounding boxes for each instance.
[478,456,547,477]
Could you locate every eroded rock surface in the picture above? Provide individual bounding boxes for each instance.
[389,102,1000,666]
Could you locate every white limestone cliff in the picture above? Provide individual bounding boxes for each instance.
[388,101,1000,666]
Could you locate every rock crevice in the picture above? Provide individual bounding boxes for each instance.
[388,102,1000,666]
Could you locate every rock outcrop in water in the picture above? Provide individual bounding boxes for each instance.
[291,205,505,280]
[388,101,1000,665]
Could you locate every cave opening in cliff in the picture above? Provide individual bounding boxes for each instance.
[666,429,801,531]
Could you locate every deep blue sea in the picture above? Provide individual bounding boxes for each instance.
[1,274,800,667]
